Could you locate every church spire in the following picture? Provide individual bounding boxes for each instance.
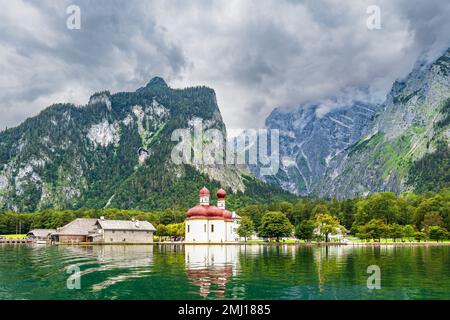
[199,187,210,206]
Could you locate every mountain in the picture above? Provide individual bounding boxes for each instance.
[319,48,450,198]
[259,47,450,198]
[254,100,380,195]
[0,77,294,212]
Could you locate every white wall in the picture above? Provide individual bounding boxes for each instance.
[186,217,241,243]
[186,219,208,242]
[185,245,241,268]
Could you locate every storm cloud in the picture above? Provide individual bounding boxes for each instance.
[1,0,450,132]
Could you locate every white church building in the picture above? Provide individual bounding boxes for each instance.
[185,187,241,243]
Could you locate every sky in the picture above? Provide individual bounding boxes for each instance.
[1,0,450,133]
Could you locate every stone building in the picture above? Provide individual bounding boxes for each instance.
[26,229,56,241]
[53,218,98,243]
[96,219,155,243]
[53,218,155,244]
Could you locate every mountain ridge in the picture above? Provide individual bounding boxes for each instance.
[0,78,295,212]
[257,46,450,198]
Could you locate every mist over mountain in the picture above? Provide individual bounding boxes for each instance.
[257,47,450,198]
[1,46,449,213]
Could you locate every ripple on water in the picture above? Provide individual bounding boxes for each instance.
[0,244,449,299]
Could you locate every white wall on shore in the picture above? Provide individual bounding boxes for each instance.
[186,219,239,243]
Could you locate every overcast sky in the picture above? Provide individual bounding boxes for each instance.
[1,0,450,133]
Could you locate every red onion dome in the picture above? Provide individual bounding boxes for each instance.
[207,206,224,218]
[223,210,232,220]
[199,187,210,197]
[217,188,227,199]
[187,205,208,218]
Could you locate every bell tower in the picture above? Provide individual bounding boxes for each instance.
[199,187,210,206]
[217,188,226,210]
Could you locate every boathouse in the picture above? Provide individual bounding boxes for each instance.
[26,229,56,241]
[53,218,156,244]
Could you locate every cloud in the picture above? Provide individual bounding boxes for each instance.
[0,0,449,131]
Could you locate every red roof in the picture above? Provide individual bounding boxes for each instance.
[187,187,232,221]
[223,210,232,220]
[217,188,227,199]
[199,187,210,197]
[187,205,208,218]
[187,206,233,221]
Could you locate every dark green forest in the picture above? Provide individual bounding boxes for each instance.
[2,188,449,241]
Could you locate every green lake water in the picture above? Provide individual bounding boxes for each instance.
[0,244,449,300]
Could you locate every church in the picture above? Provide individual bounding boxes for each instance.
[185,187,241,243]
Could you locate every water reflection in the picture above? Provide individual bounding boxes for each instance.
[185,245,240,298]
[0,244,449,299]
[61,245,154,293]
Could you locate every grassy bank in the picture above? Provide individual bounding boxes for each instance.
[1,234,26,239]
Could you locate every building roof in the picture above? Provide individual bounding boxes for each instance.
[199,186,210,197]
[55,218,98,236]
[187,187,235,221]
[97,219,156,231]
[217,188,227,199]
[232,212,241,219]
[27,229,56,238]
[187,205,233,221]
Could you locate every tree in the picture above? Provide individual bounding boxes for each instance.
[414,231,426,242]
[312,204,331,216]
[414,198,445,229]
[355,226,370,242]
[355,192,400,225]
[314,214,343,243]
[402,225,415,241]
[155,224,168,242]
[294,220,315,242]
[422,212,444,230]
[358,219,388,242]
[239,205,267,230]
[389,224,404,242]
[166,222,185,238]
[237,216,254,242]
[428,226,448,242]
[258,212,294,242]
[339,198,358,230]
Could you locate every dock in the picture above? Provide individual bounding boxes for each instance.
[0,238,34,244]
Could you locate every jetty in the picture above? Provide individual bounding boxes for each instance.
[0,238,34,244]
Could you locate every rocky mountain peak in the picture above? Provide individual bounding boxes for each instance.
[146,76,168,88]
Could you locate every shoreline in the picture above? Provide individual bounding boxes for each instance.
[44,241,450,246]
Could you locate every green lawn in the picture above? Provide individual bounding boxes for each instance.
[242,237,450,244]
[2,234,27,239]
[347,236,450,244]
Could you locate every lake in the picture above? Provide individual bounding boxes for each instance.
[0,244,449,300]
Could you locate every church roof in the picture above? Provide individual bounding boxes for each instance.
[199,187,210,197]
[187,187,233,221]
